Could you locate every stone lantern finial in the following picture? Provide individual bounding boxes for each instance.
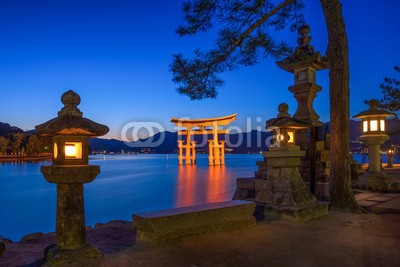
[278,103,290,118]
[58,90,83,117]
[367,99,380,111]
[276,24,328,73]
[297,24,314,54]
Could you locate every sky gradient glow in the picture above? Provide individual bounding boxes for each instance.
[0,0,399,139]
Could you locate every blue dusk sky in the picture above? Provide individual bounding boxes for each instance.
[0,0,399,139]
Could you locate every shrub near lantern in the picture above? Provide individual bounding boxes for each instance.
[35,90,109,264]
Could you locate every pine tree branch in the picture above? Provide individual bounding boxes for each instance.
[214,0,295,65]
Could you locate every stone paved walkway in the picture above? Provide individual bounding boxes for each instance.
[355,164,400,213]
[355,191,400,213]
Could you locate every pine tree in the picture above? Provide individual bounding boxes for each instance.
[12,133,26,154]
[320,0,358,211]
[0,136,9,154]
[379,66,400,114]
[171,0,304,99]
[26,134,41,155]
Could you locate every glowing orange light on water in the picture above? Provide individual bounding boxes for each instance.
[176,165,196,207]
[206,165,227,203]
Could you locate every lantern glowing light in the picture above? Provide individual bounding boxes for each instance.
[53,143,58,159]
[380,120,385,132]
[363,121,368,132]
[64,142,82,159]
[65,144,77,157]
[277,134,285,142]
[370,120,378,131]
[287,131,294,143]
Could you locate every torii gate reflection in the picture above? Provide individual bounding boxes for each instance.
[176,165,228,207]
[170,114,237,165]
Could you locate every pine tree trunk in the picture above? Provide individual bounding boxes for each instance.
[320,0,359,211]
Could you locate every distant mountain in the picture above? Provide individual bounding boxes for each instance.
[89,131,178,153]
[90,119,400,153]
[89,138,133,152]
[0,122,24,135]
[89,130,271,154]
[2,118,400,153]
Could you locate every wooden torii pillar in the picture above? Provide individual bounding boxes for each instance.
[171,114,237,165]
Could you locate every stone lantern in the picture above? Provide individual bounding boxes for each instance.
[353,99,394,190]
[275,24,330,199]
[35,90,109,264]
[387,145,395,168]
[254,103,328,221]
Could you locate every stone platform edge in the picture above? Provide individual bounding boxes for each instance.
[261,201,329,222]
[132,200,257,244]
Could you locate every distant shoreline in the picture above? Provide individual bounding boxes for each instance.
[0,154,52,163]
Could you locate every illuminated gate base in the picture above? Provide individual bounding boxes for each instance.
[178,140,196,165]
[208,140,225,165]
[171,114,236,166]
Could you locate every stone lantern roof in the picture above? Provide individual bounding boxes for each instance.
[35,90,109,136]
[353,99,395,119]
[266,103,311,130]
[276,24,329,73]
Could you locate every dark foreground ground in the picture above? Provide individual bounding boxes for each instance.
[1,210,400,267]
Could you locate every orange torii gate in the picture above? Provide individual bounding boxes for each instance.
[170,114,237,165]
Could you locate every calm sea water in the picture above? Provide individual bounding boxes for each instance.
[2,153,398,241]
[352,153,400,164]
[0,154,262,241]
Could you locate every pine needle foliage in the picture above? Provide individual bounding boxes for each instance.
[171,0,304,100]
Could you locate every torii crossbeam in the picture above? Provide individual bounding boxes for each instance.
[171,114,237,165]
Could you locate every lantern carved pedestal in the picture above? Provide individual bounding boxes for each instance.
[36,90,109,264]
[357,135,390,190]
[254,104,328,221]
[41,166,99,254]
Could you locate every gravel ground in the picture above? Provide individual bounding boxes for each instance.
[2,211,400,267]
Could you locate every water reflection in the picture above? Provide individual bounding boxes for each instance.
[175,164,230,207]
[176,165,196,207]
[207,165,227,203]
